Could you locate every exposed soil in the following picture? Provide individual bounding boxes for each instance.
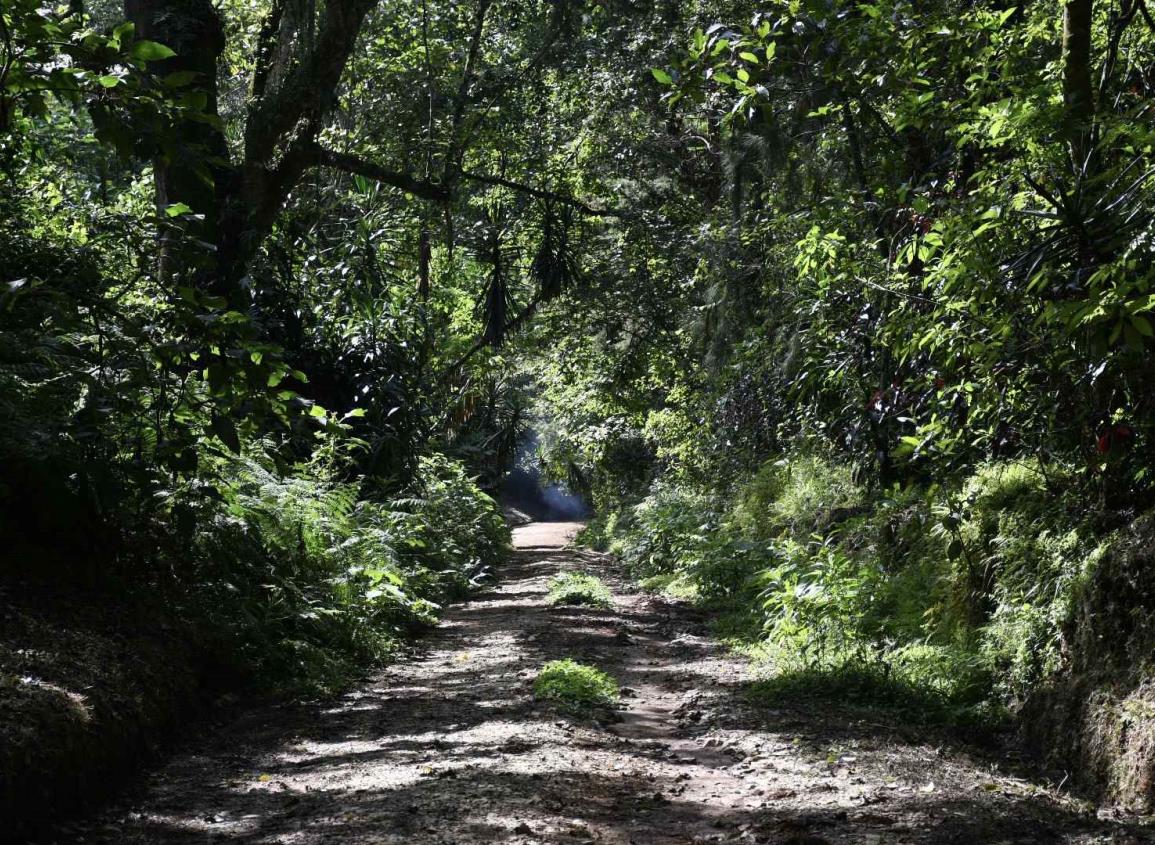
[39,523,1153,844]
[1,573,205,839]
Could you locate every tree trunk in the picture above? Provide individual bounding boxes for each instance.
[124,0,232,293]
[1062,0,1095,169]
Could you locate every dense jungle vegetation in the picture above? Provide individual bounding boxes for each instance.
[7,0,1155,827]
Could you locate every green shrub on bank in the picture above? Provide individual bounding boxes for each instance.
[748,650,1006,733]
[181,449,509,693]
[534,659,619,714]
[588,450,1098,724]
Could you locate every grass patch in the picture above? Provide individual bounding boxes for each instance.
[748,658,1007,735]
[547,571,613,608]
[533,658,619,714]
[638,571,699,601]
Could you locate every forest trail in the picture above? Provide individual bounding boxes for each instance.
[60,525,1143,845]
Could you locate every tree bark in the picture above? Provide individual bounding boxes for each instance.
[125,0,231,291]
[1062,0,1095,169]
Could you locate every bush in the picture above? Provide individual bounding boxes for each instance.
[547,572,613,608]
[533,659,619,714]
[748,655,1005,733]
[177,447,509,693]
[615,483,725,578]
[733,451,863,539]
[588,450,1104,725]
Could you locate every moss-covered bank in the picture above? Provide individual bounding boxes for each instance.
[1024,511,1155,811]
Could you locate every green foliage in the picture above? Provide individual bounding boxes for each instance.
[748,648,1005,733]
[533,659,619,715]
[547,571,613,608]
[7,0,1155,756]
[733,452,863,539]
[586,448,1102,722]
[1,5,207,156]
[178,448,509,693]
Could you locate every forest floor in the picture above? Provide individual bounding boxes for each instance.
[49,523,1151,845]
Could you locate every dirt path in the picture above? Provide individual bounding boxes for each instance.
[56,524,1147,844]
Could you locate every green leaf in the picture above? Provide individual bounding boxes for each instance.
[163,70,200,88]
[651,68,673,84]
[210,416,241,454]
[110,21,135,49]
[131,40,176,61]
[97,75,121,88]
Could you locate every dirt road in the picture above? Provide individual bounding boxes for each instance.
[56,523,1147,844]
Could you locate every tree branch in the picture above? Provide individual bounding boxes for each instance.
[249,0,287,103]
[1140,0,1155,31]
[447,4,568,177]
[444,0,493,174]
[318,147,451,201]
[309,145,619,215]
[460,170,625,218]
[245,0,377,165]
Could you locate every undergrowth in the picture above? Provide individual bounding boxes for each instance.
[583,448,1099,729]
[533,659,619,715]
[547,572,613,608]
[174,449,510,694]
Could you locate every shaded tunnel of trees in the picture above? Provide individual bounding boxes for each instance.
[6,0,1155,833]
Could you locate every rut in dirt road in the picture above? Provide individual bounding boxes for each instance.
[64,523,1144,845]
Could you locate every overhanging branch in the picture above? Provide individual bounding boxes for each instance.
[317,147,451,201]
[460,170,625,218]
[312,147,624,217]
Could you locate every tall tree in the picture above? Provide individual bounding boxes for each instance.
[1062,0,1095,167]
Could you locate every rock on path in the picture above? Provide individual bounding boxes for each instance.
[53,523,1148,844]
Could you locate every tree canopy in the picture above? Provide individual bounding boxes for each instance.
[7,0,1155,816]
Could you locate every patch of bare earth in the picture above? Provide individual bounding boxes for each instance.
[49,523,1151,844]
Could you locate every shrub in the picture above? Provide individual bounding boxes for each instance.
[748,655,1005,733]
[734,451,863,539]
[616,483,724,578]
[585,450,1108,725]
[547,572,613,608]
[178,447,509,693]
[533,659,619,714]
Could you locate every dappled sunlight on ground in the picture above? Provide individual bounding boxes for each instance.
[56,522,1148,844]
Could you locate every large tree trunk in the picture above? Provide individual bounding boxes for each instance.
[124,0,233,294]
[1062,0,1095,168]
